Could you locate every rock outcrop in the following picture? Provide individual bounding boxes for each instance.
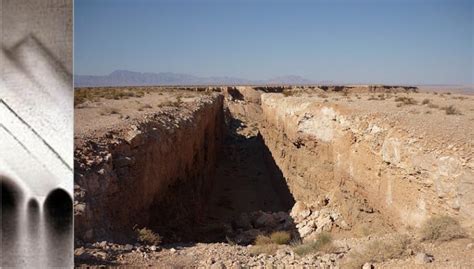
[260,93,473,230]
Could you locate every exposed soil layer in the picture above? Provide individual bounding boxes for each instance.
[74,92,224,243]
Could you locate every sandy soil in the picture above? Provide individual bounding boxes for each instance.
[74,88,208,140]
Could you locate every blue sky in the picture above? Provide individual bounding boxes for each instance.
[75,0,473,84]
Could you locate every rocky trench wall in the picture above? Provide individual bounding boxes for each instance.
[260,94,473,230]
[74,96,224,243]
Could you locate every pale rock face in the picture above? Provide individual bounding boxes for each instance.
[297,107,337,142]
[261,93,473,229]
[382,137,402,164]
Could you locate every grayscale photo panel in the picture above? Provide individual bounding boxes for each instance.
[0,0,73,268]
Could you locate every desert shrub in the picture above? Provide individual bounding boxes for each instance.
[428,103,439,109]
[270,231,291,245]
[422,99,430,105]
[368,95,378,100]
[159,99,182,107]
[249,244,279,255]
[293,232,332,256]
[395,96,417,105]
[136,227,161,245]
[441,105,461,115]
[254,235,273,246]
[282,90,294,97]
[344,235,412,269]
[419,216,466,242]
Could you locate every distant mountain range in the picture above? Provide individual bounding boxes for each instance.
[74,70,316,87]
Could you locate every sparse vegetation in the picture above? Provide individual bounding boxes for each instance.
[419,216,466,242]
[75,87,151,106]
[395,96,417,106]
[158,97,184,108]
[428,103,439,109]
[270,231,291,245]
[249,243,279,255]
[343,235,412,269]
[441,105,461,115]
[293,232,333,256]
[249,231,292,254]
[254,235,273,246]
[282,90,295,97]
[136,227,161,245]
[422,99,430,105]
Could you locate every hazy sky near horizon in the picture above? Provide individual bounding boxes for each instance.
[75,0,473,84]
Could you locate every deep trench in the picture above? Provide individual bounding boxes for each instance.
[196,116,296,242]
[127,99,298,244]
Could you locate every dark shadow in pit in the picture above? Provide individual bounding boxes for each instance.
[196,116,296,244]
[43,188,74,267]
[1,176,23,268]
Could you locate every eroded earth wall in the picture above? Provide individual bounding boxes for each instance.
[260,94,473,231]
[74,95,224,243]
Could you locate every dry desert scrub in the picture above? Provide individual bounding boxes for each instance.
[293,232,333,256]
[282,90,295,97]
[270,231,291,245]
[75,87,150,106]
[250,231,292,255]
[136,227,161,245]
[251,235,278,255]
[343,234,413,269]
[249,244,279,256]
[395,96,418,106]
[419,216,466,242]
[441,105,461,115]
[254,234,273,246]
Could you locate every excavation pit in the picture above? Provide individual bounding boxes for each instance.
[74,86,474,267]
